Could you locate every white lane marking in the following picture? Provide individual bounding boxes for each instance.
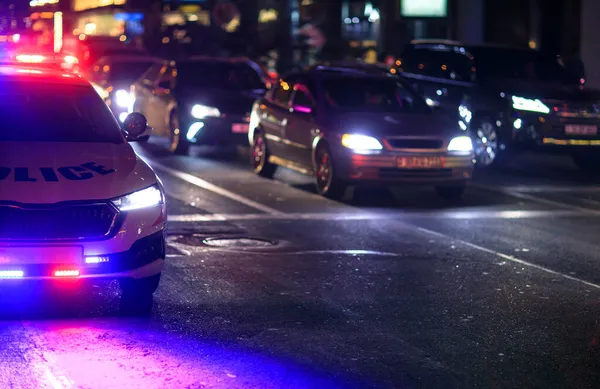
[416,226,600,290]
[149,160,285,215]
[167,209,586,222]
[473,184,600,213]
[499,185,600,193]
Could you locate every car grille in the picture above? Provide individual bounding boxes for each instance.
[0,203,118,240]
[386,139,444,149]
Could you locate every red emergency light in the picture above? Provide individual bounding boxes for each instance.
[54,269,80,277]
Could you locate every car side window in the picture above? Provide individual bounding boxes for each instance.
[292,85,315,108]
[403,48,472,82]
[142,64,163,86]
[158,66,176,89]
[272,79,293,107]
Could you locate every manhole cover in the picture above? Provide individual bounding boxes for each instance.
[202,237,276,247]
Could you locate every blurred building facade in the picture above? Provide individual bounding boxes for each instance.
[17,0,600,86]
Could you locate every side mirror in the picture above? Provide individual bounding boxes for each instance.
[292,105,313,115]
[123,112,151,142]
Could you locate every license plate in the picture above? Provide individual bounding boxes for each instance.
[397,156,443,169]
[565,124,597,135]
[232,123,249,133]
[0,246,83,265]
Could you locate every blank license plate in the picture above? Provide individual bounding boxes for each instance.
[397,156,443,168]
[0,246,83,265]
[232,123,249,133]
[565,125,597,135]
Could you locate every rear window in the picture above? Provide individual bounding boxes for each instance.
[177,62,266,90]
[322,77,430,113]
[94,61,156,83]
[0,82,124,143]
[471,48,576,83]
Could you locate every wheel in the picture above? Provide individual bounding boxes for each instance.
[435,184,467,200]
[119,273,161,296]
[118,273,161,316]
[169,111,189,155]
[251,132,277,178]
[314,143,346,200]
[472,119,500,167]
[572,152,600,173]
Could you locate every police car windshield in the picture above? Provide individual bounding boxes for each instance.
[322,77,430,113]
[0,82,124,143]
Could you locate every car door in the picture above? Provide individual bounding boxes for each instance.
[132,63,163,123]
[150,64,177,136]
[261,78,293,159]
[286,79,318,168]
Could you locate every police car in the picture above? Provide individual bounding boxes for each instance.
[0,65,166,299]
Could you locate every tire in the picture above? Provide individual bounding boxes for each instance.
[472,118,502,168]
[118,273,161,316]
[119,273,161,296]
[314,143,346,200]
[435,184,467,200]
[572,152,600,173]
[169,111,189,155]
[251,132,277,178]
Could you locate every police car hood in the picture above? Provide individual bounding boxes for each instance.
[0,142,156,204]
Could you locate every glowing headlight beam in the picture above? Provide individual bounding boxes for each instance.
[341,134,383,151]
[112,185,163,211]
[115,89,132,108]
[191,104,221,119]
[511,96,550,114]
[447,136,473,152]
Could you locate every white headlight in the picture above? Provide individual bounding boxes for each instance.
[447,136,473,152]
[191,104,221,119]
[511,96,550,114]
[112,185,163,211]
[115,89,132,108]
[341,134,383,150]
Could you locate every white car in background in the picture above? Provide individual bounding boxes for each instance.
[89,55,163,123]
[0,64,166,300]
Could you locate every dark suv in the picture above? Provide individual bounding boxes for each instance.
[395,40,600,170]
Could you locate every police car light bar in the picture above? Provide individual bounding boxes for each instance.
[0,270,24,278]
[54,269,80,277]
[16,54,46,63]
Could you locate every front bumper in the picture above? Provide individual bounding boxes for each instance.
[335,150,474,184]
[0,231,165,280]
[0,203,166,281]
[506,110,600,152]
[183,114,250,146]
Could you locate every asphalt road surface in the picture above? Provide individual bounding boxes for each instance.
[3,139,600,389]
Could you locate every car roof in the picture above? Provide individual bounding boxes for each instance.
[178,56,255,64]
[286,67,396,81]
[0,65,89,87]
[95,55,163,64]
[409,39,536,54]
